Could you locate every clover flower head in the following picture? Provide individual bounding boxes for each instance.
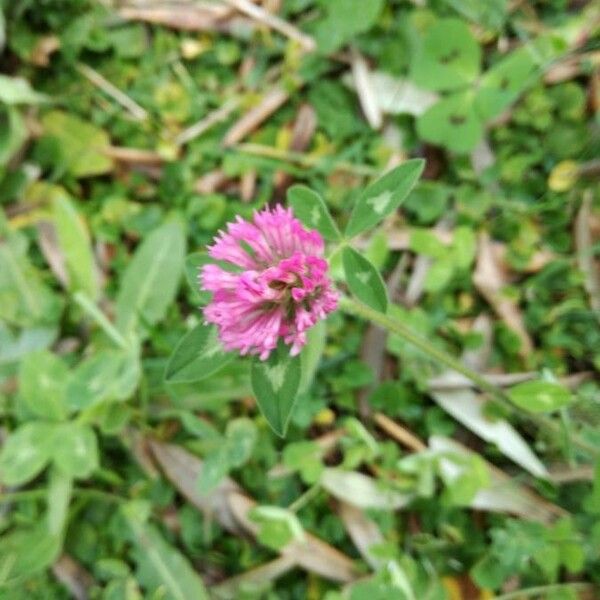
[200,205,338,360]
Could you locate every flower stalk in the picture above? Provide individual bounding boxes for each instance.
[339,295,598,458]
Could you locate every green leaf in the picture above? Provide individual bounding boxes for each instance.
[53,192,99,299]
[116,220,186,336]
[164,323,234,384]
[0,105,27,166]
[40,110,113,178]
[441,0,507,30]
[0,524,61,586]
[225,418,257,468]
[313,0,384,53]
[251,343,302,437]
[18,349,69,420]
[417,92,483,153]
[409,229,448,259]
[283,441,324,484]
[288,185,341,242]
[0,74,49,104]
[52,423,99,478]
[197,446,230,494]
[0,235,63,327]
[451,226,477,269]
[124,509,209,600]
[475,48,538,121]
[411,18,481,91]
[66,350,140,411]
[508,380,573,413]
[0,422,56,485]
[345,160,424,238]
[342,246,388,313]
[249,505,305,551]
[424,258,455,293]
[0,325,57,367]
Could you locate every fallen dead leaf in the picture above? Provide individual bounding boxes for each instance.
[320,468,412,510]
[51,554,93,600]
[430,436,566,523]
[37,220,69,288]
[149,440,359,583]
[575,192,600,314]
[430,388,548,479]
[227,492,359,582]
[211,556,296,599]
[351,48,382,129]
[336,500,385,570]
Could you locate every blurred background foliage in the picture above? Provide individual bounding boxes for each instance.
[0,0,599,598]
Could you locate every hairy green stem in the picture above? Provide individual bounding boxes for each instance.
[288,484,321,513]
[339,296,598,457]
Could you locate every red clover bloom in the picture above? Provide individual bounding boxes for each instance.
[200,205,338,360]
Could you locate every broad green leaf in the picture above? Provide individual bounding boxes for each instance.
[0,105,27,166]
[0,74,49,104]
[66,350,140,410]
[116,220,186,336]
[345,159,424,238]
[313,0,384,53]
[225,417,257,468]
[0,325,56,367]
[417,92,483,154]
[342,247,388,313]
[251,343,302,437]
[441,0,507,30]
[287,185,341,242]
[508,380,573,413]
[0,524,61,586]
[125,509,209,600]
[19,350,69,420]
[98,403,133,435]
[249,505,305,551]
[164,323,234,384]
[46,467,73,536]
[409,229,448,259]
[475,48,538,121]
[52,423,99,478]
[424,258,455,293]
[53,193,99,299]
[0,422,56,485]
[283,441,324,484]
[0,236,62,327]
[410,18,481,91]
[41,110,113,178]
[451,226,477,269]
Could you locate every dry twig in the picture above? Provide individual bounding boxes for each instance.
[76,63,148,121]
